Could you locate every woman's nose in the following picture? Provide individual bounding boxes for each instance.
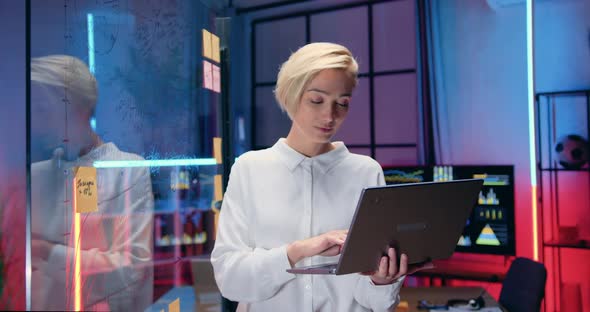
[321,104,336,122]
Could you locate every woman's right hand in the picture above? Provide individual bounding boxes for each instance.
[286,230,348,267]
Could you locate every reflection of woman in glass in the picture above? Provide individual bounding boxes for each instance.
[212,43,430,311]
[25,55,153,311]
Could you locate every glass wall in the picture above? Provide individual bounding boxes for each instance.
[0,1,26,308]
[1,1,227,310]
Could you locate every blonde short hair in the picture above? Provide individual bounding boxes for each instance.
[274,42,358,119]
[31,55,98,116]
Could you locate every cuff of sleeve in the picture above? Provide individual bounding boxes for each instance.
[369,275,406,288]
[365,275,404,309]
[258,245,297,286]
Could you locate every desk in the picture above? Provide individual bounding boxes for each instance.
[145,286,196,312]
[398,287,504,312]
[145,286,221,312]
[147,286,502,312]
[412,260,507,283]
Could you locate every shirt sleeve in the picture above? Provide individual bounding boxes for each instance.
[376,162,386,186]
[353,275,404,311]
[211,159,296,302]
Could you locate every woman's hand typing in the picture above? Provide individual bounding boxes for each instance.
[286,230,348,266]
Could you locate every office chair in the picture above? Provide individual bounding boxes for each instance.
[189,258,237,312]
[190,258,223,312]
[498,257,547,312]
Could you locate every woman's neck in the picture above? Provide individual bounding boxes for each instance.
[78,132,103,156]
[285,133,334,158]
[60,129,103,161]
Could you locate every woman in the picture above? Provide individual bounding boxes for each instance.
[212,42,426,311]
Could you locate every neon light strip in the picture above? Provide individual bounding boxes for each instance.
[74,213,81,311]
[90,117,97,131]
[87,13,95,74]
[87,14,97,133]
[93,158,217,168]
[72,180,82,311]
[526,0,539,261]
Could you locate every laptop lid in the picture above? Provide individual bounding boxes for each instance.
[335,179,483,275]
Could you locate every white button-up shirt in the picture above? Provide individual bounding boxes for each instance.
[212,139,403,312]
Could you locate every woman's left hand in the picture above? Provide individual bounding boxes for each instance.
[363,248,435,285]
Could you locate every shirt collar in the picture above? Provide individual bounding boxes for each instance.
[272,138,349,174]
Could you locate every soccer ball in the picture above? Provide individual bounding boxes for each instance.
[554,134,589,169]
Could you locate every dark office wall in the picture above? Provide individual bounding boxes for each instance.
[534,0,590,239]
[0,0,26,177]
[435,0,590,306]
[534,1,590,309]
[430,0,528,299]
[534,0,590,92]
[435,0,531,260]
[242,0,422,165]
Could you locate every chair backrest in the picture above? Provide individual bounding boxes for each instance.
[499,257,547,312]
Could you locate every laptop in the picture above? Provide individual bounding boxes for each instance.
[286,179,484,275]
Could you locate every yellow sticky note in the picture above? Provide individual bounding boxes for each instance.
[168,297,180,312]
[202,29,212,59]
[214,174,223,201]
[213,137,222,164]
[211,33,220,63]
[211,200,221,240]
[74,167,98,213]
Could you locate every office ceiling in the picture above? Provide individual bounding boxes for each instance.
[232,0,302,8]
[231,0,312,12]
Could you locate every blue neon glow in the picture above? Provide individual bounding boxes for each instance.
[87,13,95,74]
[90,117,97,131]
[526,0,537,186]
[93,158,217,168]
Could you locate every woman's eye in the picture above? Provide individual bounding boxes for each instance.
[337,102,349,108]
[310,99,323,104]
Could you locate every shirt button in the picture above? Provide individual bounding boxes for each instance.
[305,284,311,290]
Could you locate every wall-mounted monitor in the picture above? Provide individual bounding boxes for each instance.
[382,165,516,256]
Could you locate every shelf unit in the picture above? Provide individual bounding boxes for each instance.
[535,89,590,311]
